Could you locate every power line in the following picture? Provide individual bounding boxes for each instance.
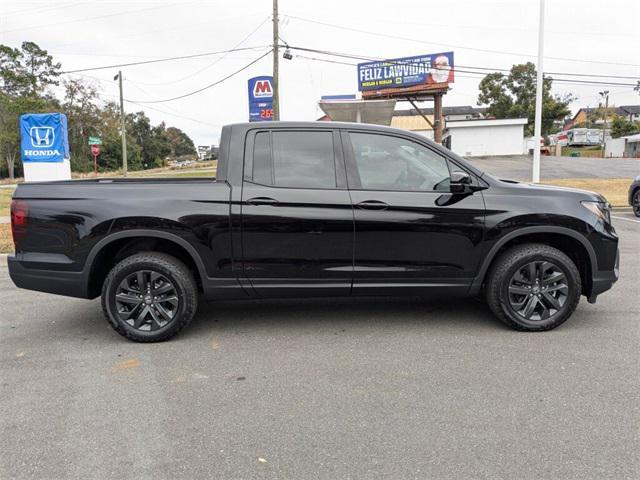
[0,1,195,35]
[129,49,272,104]
[134,16,271,87]
[2,1,88,17]
[285,45,640,88]
[284,14,640,68]
[60,46,270,74]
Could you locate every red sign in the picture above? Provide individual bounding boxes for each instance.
[260,108,273,120]
[253,80,272,97]
[91,144,100,156]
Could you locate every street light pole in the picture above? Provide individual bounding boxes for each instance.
[532,0,545,183]
[114,70,128,176]
[272,0,280,121]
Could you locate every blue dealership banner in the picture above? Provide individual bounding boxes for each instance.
[357,52,454,91]
[248,76,273,122]
[20,113,70,163]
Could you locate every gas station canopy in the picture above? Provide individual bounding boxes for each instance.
[318,99,397,126]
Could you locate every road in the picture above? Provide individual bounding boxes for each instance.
[467,155,640,180]
[1,213,639,479]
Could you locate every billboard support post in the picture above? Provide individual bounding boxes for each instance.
[434,94,443,144]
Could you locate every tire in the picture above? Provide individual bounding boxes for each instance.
[101,252,198,342]
[633,189,640,218]
[486,243,581,331]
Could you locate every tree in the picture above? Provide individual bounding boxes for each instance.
[0,41,199,179]
[62,78,102,172]
[128,112,171,169]
[610,115,640,138]
[0,93,58,179]
[0,41,61,179]
[0,41,60,96]
[165,126,196,158]
[477,62,573,136]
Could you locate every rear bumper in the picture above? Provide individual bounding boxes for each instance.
[8,255,89,299]
[588,248,619,303]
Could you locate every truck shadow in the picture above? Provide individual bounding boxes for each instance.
[182,295,507,338]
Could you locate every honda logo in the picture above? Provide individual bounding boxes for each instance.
[29,126,55,148]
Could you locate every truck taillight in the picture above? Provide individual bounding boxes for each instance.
[10,200,28,249]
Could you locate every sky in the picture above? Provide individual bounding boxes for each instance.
[1,0,639,146]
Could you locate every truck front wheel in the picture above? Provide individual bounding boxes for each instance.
[101,252,198,342]
[486,244,581,331]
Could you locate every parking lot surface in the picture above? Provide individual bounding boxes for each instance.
[1,214,638,479]
[468,155,640,180]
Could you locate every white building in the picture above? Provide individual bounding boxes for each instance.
[444,118,528,157]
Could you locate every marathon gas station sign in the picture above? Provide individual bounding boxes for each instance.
[357,52,454,91]
[247,76,273,122]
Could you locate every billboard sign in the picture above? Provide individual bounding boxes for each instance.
[357,52,454,91]
[20,113,70,163]
[248,76,273,122]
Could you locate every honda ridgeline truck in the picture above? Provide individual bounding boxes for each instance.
[9,122,619,342]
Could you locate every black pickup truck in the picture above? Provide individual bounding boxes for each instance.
[9,121,619,341]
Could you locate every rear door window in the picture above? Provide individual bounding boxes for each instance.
[245,130,337,189]
[272,131,337,189]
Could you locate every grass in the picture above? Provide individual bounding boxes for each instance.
[0,188,15,217]
[561,146,603,158]
[0,224,12,254]
[542,178,629,206]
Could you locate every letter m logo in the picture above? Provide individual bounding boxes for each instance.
[253,80,272,98]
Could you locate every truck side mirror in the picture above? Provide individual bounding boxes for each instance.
[450,171,472,193]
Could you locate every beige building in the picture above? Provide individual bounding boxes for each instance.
[391,106,486,139]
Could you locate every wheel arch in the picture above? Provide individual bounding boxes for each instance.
[84,230,208,299]
[470,226,597,297]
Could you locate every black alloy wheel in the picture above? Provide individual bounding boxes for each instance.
[115,270,180,332]
[507,261,568,322]
[633,190,640,218]
[102,252,198,342]
[485,243,581,331]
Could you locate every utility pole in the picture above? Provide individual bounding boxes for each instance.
[532,0,545,183]
[114,70,128,176]
[599,90,609,157]
[272,0,280,121]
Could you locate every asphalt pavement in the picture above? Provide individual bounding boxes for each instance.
[0,213,639,479]
[467,155,640,180]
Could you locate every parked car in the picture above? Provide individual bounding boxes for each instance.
[8,122,619,342]
[629,176,640,217]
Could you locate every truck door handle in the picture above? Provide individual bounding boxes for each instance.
[356,200,389,210]
[246,196,279,206]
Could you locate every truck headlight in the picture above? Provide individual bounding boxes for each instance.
[581,201,611,224]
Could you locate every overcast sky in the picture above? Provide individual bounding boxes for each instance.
[1,0,639,146]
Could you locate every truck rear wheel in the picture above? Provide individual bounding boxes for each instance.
[101,252,198,342]
[486,244,581,331]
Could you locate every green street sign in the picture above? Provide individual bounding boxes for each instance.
[88,136,102,145]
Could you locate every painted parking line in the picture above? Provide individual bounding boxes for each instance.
[611,215,640,224]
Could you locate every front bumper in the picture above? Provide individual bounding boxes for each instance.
[587,248,619,303]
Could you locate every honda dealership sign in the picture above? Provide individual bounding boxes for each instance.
[357,52,454,91]
[247,76,273,122]
[20,113,69,162]
[19,113,71,181]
